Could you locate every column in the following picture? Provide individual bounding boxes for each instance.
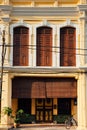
[80,0,86,4]
[31,0,35,7]
[0,14,11,127]
[1,73,12,127]
[4,23,10,67]
[4,0,10,5]
[1,8,11,67]
[79,16,86,65]
[77,73,87,130]
[54,0,58,7]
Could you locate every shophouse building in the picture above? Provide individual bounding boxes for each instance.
[0,0,87,130]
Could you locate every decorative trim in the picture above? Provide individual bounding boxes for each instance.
[57,19,80,67]
[0,24,5,63]
[12,7,78,16]
[33,20,56,67]
[78,5,87,11]
[1,17,11,23]
[0,5,79,16]
[2,66,80,74]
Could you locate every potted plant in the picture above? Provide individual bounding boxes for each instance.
[3,107,13,125]
[13,117,20,128]
[3,107,24,128]
[3,107,12,117]
[13,109,24,128]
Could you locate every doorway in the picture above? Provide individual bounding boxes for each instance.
[36,98,53,122]
[18,98,31,114]
[58,98,71,115]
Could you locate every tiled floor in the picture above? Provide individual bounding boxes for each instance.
[9,124,77,130]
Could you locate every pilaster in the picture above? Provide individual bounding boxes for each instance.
[4,0,10,5]
[1,4,11,67]
[80,0,86,4]
[54,0,58,7]
[1,73,12,127]
[0,22,11,67]
[79,13,86,65]
[77,73,87,130]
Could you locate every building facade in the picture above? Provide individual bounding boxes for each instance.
[0,0,87,130]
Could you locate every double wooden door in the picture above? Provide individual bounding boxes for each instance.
[36,99,53,122]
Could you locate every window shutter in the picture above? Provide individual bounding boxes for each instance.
[60,27,76,66]
[13,27,29,66]
[37,27,52,66]
[12,77,77,98]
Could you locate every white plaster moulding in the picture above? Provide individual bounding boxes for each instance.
[0,66,81,74]
[10,0,79,3]
[78,5,87,11]
[11,0,56,2]
[12,7,79,16]
[0,6,79,16]
[0,5,12,14]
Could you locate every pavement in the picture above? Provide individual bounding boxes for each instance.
[9,124,77,130]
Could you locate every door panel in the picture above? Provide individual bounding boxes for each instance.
[45,110,52,121]
[36,110,43,121]
[36,98,53,122]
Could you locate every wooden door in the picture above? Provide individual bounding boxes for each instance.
[60,27,76,66]
[37,27,52,66]
[36,98,53,122]
[13,27,29,66]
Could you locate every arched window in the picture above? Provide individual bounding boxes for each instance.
[36,27,52,66]
[60,27,76,66]
[13,26,29,66]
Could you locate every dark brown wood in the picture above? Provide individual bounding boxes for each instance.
[13,27,29,66]
[60,27,76,66]
[37,27,52,66]
[12,77,77,98]
[36,99,53,122]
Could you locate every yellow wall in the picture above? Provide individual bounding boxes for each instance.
[12,99,18,116]
[32,99,35,115]
[0,0,81,6]
[53,99,57,115]
[71,99,77,120]
[0,0,86,129]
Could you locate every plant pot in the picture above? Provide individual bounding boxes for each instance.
[14,122,20,128]
[53,120,57,124]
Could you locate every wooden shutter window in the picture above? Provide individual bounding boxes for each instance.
[13,27,29,66]
[60,27,76,66]
[36,27,52,66]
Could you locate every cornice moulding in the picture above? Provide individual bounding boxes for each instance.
[0,6,79,16]
[0,66,82,73]
[12,7,79,16]
[0,5,12,11]
[0,5,12,15]
[78,5,87,11]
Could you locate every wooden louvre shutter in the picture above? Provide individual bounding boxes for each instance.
[13,27,29,66]
[12,77,77,98]
[37,27,52,66]
[31,79,46,98]
[60,27,76,66]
